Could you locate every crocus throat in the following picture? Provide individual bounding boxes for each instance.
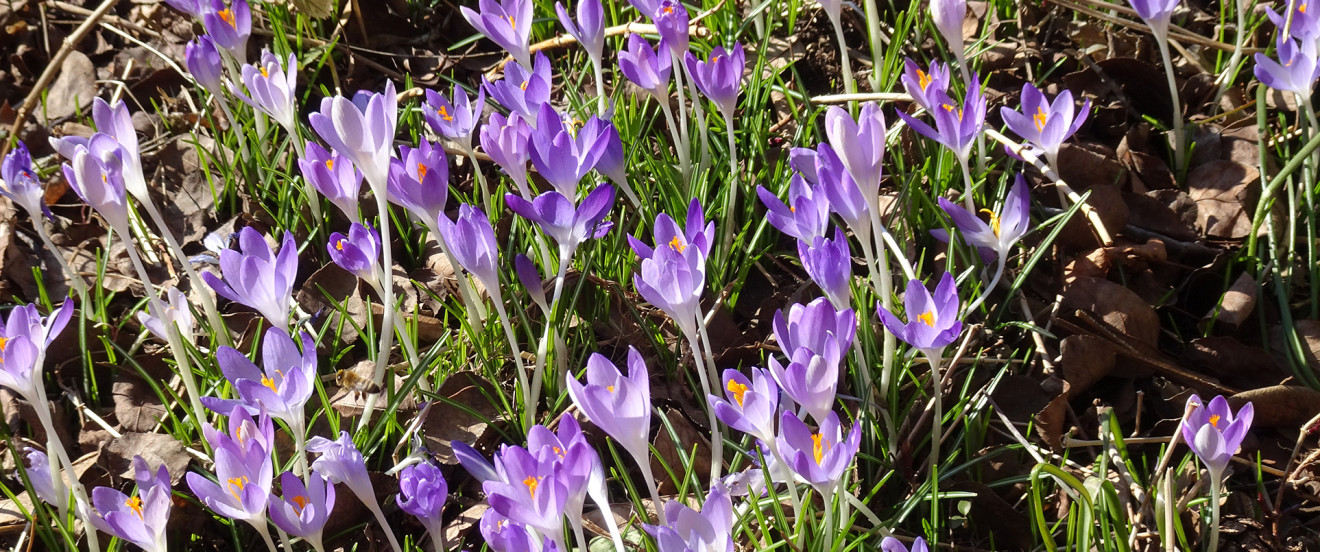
[1033,107,1048,132]
[915,311,935,327]
[726,379,748,407]
[219,8,236,28]
[291,495,310,514]
[335,239,346,251]
[811,433,827,465]
[418,163,429,180]
[261,374,278,393]
[325,159,334,170]
[979,208,1002,237]
[260,67,269,78]
[523,475,540,499]
[504,15,516,28]
[942,103,964,120]
[227,475,251,500]
[1209,414,1221,428]
[0,336,8,352]
[668,236,687,253]
[663,5,674,14]
[125,496,145,519]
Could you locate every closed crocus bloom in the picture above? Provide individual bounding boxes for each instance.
[484,445,569,542]
[578,117,629,189]
[307,431,375,506]
[1000,84,1090,165]
[388,140,450,224]
[88,457,172,552]
[824,102,886,192]
[882,536,931,552]
[645,484,734,552]
[515,254,550,312]
[396,461,449,540]
[798,228,853,309]
[877,272,964,355]
[1179,394,1254,479]
[768,337,843,424]
[233,50,299,131]
[202,0,252,64]
[556,0,605,64]
[654,0,690,55]
[565,348,652,462]
[309,80,398,187]
[505,184,616,253]
[135,287,196,343]
[299,141,364,223]
[708,368,779,443]
[529,104,608,197]
[424,85,486,147]
[933,174,1030,259]
[481,111,534,196]
[19,448,61,506]
[486,53,553,121]
[896,79,986,164]
[634,243,706,332]
[1,141,52,219]
[185,37,226,99]
[0,336,41,404]
[815,145,870,233]
[326,223,382,285]
[1255,36,1320,98]
[772,297,857,359]
[900,58,952,112]
[758,176,831,242]
[436,203,501,291]
[268,471,335,546]
[619,34,673,102]
[627,199,715,260]
[50,99,150,202]
[62,138,132,233]
[776,411,861,495]
[461,0,535,70]
[930,0,967,49]
[685,43,746,118]
[1127,0,1179,33]
[201,227,298,335]
[203,328,316,423]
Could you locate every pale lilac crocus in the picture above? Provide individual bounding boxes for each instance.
[1266,0,1320,44]
[202,327,316,425]
[1179,394,1254,479]
[481,509,541,552]
[772,298,857,362]
[327,223,383,286]
[269,471,336,550]
[798,227,853,309]
[308,80,398,188]
[481,111,534,197]
[776,411,861,495]
[877,272,963,356]
[1254,36,1320,98]
[814,144,870,235]
[484,445,569,548]
[708,368,779,443]
[18,448,61,506]
[136,287,196,344]
[565,348,653,473]
[201,227,298,334]
[1127,0,1180,35]
[61,136,132,234]
[505,185,616,254]
[202,0,252,64]
[633,240,707,335]
[87,457,172,552]
[896,79,986,166]
[768,334,843,424]
[1,299,74,348]
[645,484,735,552]
[309,431,404,552]
[1,141,52,219]
[578,118,636,205]
[164,0,205,16]
[824,102,886,193]
[628,199,715,260]
[529,104,608,197]
[900,58,952,112]
[516,253,550,312]
[685,42,746,118]
[387,140,450,225]
[232,50,299,131]
[556,0,605,66]
[930,0,968,51]
[424,85,486,148]
[461,0,535,69]
[50,98,150,202]
[882,536,931,552]
[933,174,1031,260]
[618,34,673,102]
[1000,83,1091,166]
[757,176,831,242]
[397,461,449,546]
[436,203,502,292]
[188,408,274,525]
[654,0,690,55]
[299,141,364,223]
[186,37,226,99]
[486,52,553,121]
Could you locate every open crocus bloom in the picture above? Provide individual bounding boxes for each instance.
[1179,394,1254,479]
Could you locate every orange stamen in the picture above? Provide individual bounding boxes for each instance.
[915,311,935,327]
[979,208,1001,237]
[668,236,686,253]
[726,379,749,407]
[125,496,144,519]
[1033,107,1048,132]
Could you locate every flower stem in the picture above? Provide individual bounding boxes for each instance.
[959,155,976,213]
[30,219,88,302]
[682,325,722,483]
[1212,0,1248,109]
[358,177,398,433]
[530,248,571,424]
[670,51,692,162]
[719,110,739,257]
[461,143,492,213]
[764,440,803,545]
[695,315,726,479]
[365,499,404,552]
[250,519,279,552]
[1208,476,1222,552]
[492,297,533,431]
[963,253,1006,314]
[283,124,323,224]
[681,62,713,173]
[658,95,692,186]
[593,57,608,116]
[862,0,884,91]
[1153,30,1186,179]
[829,17,857,97]
[925,348,944,546]
[138,197,231,348]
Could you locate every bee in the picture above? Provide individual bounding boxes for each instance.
[334,360,382,398]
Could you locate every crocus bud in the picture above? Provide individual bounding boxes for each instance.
[618,34,673,103]
[186,36,227,99]
[556,0,605,65]
[1,141,52,219]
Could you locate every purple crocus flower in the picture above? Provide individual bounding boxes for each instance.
[307,431,376,508]
[486,52,553,121]
[202,0,252,64]
[164,0,205,16]
[877,272,964,355]
[634,241,706,335]
[87,457,172,552]
[61,136,132,233]
[480,112,534,197]
[188,408,274,524]
[529,104,608,197]
[565,347,652,463]
[772,298,857,361]
[644,484,734,552]
[767,333,843,424]
[19,448,60,506]
[1,141,52,219]
[882,536,931,552]
[654,0,690,55]
[932,174,1030,259]
[931,0,967,50]
[201,327,316,425]
[436,203,502,292]
[797,227,853,309]
[481,509,540,552]
[516,254,550,312]
[757,176,831,242]
[900,58,952,112]
[387,140,450,225]
[424,85,486,148]
[505,185,616,253]
[627,199,715,260]
[1254,36,1320,98]
[814,144,870,234]
[50,98,149,202]
[299,141,364,223]
[0,300,74,347]
[527,416,597,529]
[397,461,449,543]
[896,79,986,164]
[136,287,196,344]
[776,411,860,495]
[1127,0,1180,34]
[618,34,673,102]
[1000,83,1090,165]
[685,43,746,118]
[232,50,299,131]
[326,223,382,285]
[579,118,630,192]
[1179,394,1254,478]
[461,0,535,69]
[269,471,335,549]
[185,36,227,99]
[824,103,886,192]
[484,445,569,544]
[1266,1,1320,44]
[708,368,779,443]
[556,0,606,65]
[201,227,298,334]
[308,80,398,187]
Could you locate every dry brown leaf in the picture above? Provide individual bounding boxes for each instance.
[100,432,192,486]
[1186,160,1259,239]
[422,372,505,465]
[1059,335,1118,399]
[112,376,168,433]
[1061,277,1160,347]
[1228,386,1320,429]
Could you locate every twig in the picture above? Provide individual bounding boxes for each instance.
[812,92,914,104]
[1047,0,1256,54]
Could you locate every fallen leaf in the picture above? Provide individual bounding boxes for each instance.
[112,376,168,433]
[1198,272,1256,334]
[1228,386,1320,429]
[1186,161,1259,239]
[42,51,96,123]
[100,432,192,486]
[1060,277,1160,348]
[421,372,505,465]
[1059,335,1118,399]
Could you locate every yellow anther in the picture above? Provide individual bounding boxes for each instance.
[291,495,310,513]
[262,374,278,393]
[917,69,932,90]
[811,433,827,465]
[979,208,1001,237]
[1033,107,1048,132]
[325,159,334,170]
[726,379,749,407]
[125,496,144,519]
[219,8,236,28]
[418,163,429,180]
[259,67,269,78]
[1209,414,1221,428]
[668,236,686,253]
[227,476,250,500]
[523,476,540,498]
[439,105,453,122]
[915,311,935,327]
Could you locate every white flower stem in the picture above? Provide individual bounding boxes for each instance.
[364,499,404,552]
[1153,29,1186,178]
[658,95,692,185]
[492,297,533,431]
[593,57,608,116]
[821,484,837,550]
[681,325,722,483]
[681,62,713,173]
[959,155,976,213]
[669,51,693,160]
[763,441,803,544]
[530,248,572,425]
[719,111,740,257]
[249,519,279,552]
[586,466,626,552]
[862,0,884,91]
[137,197,231,348]
[829,17,857,96]
[694,317,726,482]
[963,253,1006,314]
[1207,475,1222,552]
[30,219,88,302]
[632,446,665,523]
[1212,0,1248,109]
[291,413,309,480]
[461,143,492,214]
[357,176,398,433]
[925,348,944,544]
[424,219,487,327]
